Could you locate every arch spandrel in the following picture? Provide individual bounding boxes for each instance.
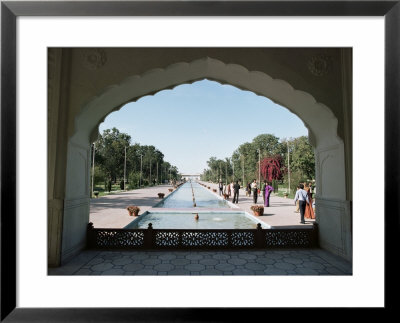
[71,57,342,150]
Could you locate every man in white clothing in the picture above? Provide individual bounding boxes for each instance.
[293,183,309,224]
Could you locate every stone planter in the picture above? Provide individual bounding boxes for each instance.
[127,206,140,217]
[251,205,264,216]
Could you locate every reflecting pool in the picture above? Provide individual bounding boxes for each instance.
[125,211,266,229]
[154,181,229,208]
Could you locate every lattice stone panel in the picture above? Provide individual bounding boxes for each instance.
[89,227,317,249]
[182,231,229,247]
[231,231,255,247]
[155,231,180,247]
[96,230,144,248]
[266,230,311,247]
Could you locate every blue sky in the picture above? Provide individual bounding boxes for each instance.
[99,80,307,174]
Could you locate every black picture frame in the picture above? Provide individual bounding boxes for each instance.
[1,1,398,321]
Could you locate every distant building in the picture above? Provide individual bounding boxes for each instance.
[181,174,201,181]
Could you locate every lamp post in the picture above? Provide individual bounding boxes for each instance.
[140,154,143,187]
[225,161,228,185]
[91,143,95,197]
[123,146,127,191]
[232,159,234,181]
[258,148,261,190]
[287,140,291,194]
[156,162,158,185]
[242,154,244,186]
[149,158,152,185]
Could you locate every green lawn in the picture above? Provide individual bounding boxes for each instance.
[273,184,296,199]
[91,183,161,198]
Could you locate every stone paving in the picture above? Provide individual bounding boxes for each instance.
[90,184,175,228]
[61,181,352,277]
[49,248,351,276]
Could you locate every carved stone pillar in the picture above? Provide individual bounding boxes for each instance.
[48,48,72,267]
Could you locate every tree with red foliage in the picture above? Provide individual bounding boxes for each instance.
[260,155,284,182]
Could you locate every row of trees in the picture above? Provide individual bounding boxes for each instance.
[92,128,180,192]
[200,134,315,192]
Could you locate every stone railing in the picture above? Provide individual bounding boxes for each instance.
[87,223,319,249]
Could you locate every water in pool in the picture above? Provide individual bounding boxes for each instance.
[126,212,262,229]
[155,181,229,208]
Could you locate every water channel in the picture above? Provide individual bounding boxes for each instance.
[125,181,267,229]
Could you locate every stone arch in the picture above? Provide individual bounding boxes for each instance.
[61,57,350,263]
[72,57,340,149]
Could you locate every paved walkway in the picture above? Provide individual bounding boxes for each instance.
[89,184,174,228]
[49,248,351,276]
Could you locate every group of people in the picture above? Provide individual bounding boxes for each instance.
[293,182,315,224]
[217,178,315,225]
[219,179,274,207]
[248,179,274,207]
[218,181,240,203]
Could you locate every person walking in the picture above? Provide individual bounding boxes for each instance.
[251,179,258,204]
[304,183,315,219]
[264,182,274,207]
[261,180,267,204]
[232,180,240,204]
[218,181,223,196]
[246,182,251,197]
[227,182,231,198]
[294,183,309,224]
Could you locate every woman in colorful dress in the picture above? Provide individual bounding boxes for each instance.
[264,182,274,207]
[304,183,315,219]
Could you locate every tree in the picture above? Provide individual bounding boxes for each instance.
[95,127,131,181]
[252,134,285,157]
[236,142,257,184]
[260,155,284,182]
[201,133,315,188]
[93,127,179,189]
[289,136,315,180]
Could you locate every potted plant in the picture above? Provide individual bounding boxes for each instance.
[158,193,165,198]
[283,192,288,198]
[223,193,229,200]
[212,189,217,193]
[250,205,264,216]
[126,205,140,216]
[207,186,210,189]
[168,188,173,192]
[93,191,99,198]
